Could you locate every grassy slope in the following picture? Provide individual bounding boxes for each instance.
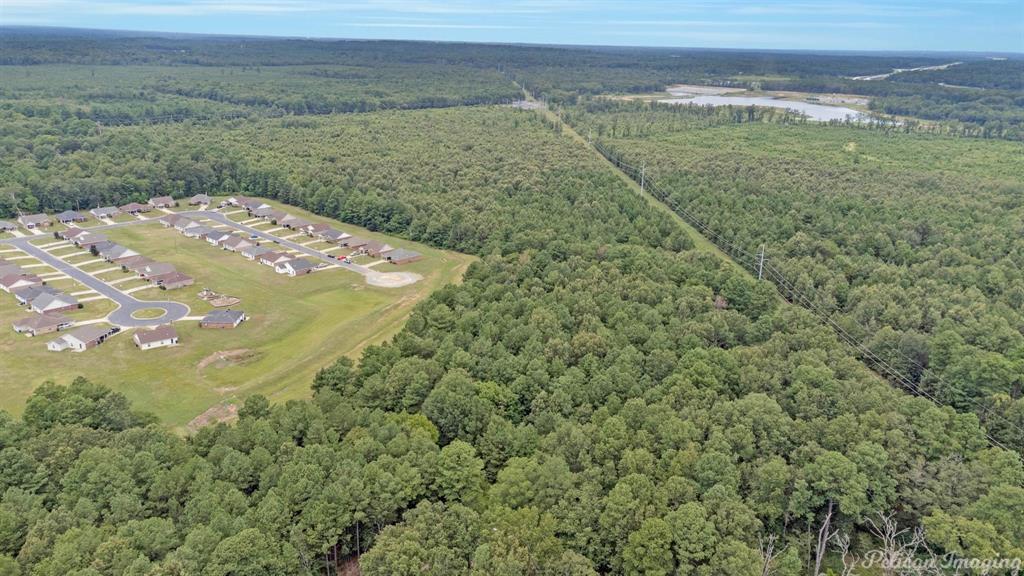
[0,200,474,430]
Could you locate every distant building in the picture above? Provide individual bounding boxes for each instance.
[133,325,179,350]
[159,214,183,227]
[220,235,254,252]
[240,245,273,261]
[75,233,109,248]
[304,223,331,236]
[318,229,349,243]
[151,271,194,290]
[12,285,60,306]
[258,252,293,267]
[182,225,215,239]
[149,196,176,208]
[118,255,154,272]
[91,206,120,219]
[174,218,199,232]
[12,313,72,337]
[0,274,42,293]
[204,230,231,246]
[55,210,87,224]
[18,214,51,229]
[189,194,211,206]
[58,227,88,241]
[119,202,152,215]
[98,244,139,262]
[199,309,246,329]
[385,248,423,265]
[341,236,369,249]
[138,263,176,279]
[275,258,317,277]
[363,240,394,258]
[0,221,16,232]
[29,291,78,314]
[47,325,119,352]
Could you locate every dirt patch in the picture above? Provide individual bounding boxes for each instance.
[197,348,258,370]
[209,296,241,307]
[186,403,238,433]
[365,271,422,288]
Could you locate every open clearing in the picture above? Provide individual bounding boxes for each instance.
[0,198,475,430]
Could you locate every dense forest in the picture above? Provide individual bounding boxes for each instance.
[2,28,1022,138]
[565,100,1024,449]
[2,105,1022,574]
[0,30,1022,575]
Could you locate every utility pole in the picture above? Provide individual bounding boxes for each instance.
[640,162,646,194]
[757,244,766,280]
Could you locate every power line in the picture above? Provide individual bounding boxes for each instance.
[590,139,1022,452]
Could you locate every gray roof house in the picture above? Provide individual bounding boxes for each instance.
[18,214,51,229]
[13,285,60,306]
[30,292,78,314]
[55,210,87,224]
[240,245,273,260]
[275,258,317,277]
[183,225,215,239]
[199,309,246,329]
[47,325,119,352]
[204,230,231,245]
[138,263,176,278]
[384,248,423,265]
[189,194,211,205]
[0,220,16,232]
[90,206,120,219]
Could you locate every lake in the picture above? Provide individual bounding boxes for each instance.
[659,95,870,122]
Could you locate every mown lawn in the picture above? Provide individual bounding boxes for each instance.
[0,200,474,431]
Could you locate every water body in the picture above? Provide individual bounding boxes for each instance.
[660,95,869,122]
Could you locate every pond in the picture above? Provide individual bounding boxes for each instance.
[660,95,870,122]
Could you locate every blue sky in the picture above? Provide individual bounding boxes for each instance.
[2,0,1022,52]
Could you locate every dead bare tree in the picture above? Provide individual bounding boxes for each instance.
[814,500,839,576]
[864,511,926,576]
[832,532,862,576]
[757,533,787,576]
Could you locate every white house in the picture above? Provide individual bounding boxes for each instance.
[132,325,179,350]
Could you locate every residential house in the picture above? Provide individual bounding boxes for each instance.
[0,221,16,232]
[152,271,194,290]
[174,218,199,232]
[149,196,176,209]
[182,225,215,239]
[12,285,60,306]
[384,248,423,265]
[55,210,87,224]
[58,228,88,241]
[12,313,72,337]
[75,233,109,248]
[252,207,285,221]
[120,256,154,273]
[133,325,179,349]
[0,274,42,293]
[18,214,51,229]
[240,245,273,261]
[281,217,311,230]
[205,230,231,246]
[318,229,350,243]
[304,222,331,236]
[199,309,246,329]
[30,292,78,314]
[98,244,139,262]
[47,325,119,352]
[189,194,211,206]
[90,206,120,219]
[119,202,152,215]
[258,252,293,267]
[220,235,254,252]
[341,236,369,249]
[159,214,183,227]
[275,258,317,277]
[138,263,176,279]
[363,240,394,258]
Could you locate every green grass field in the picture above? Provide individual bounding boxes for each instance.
[0,200,474,431]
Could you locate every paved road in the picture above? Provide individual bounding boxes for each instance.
[1,237,189,327]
